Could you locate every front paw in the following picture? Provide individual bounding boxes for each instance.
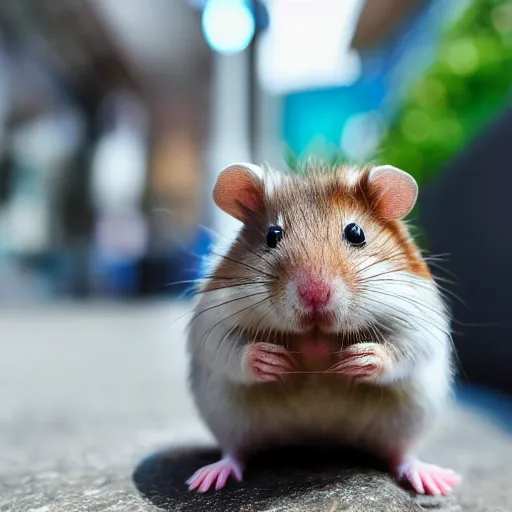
[245,343,297,382]
[330,342,389,381]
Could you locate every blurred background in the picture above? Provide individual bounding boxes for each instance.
[1,0,512,393]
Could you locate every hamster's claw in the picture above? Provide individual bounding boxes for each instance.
[395,458,461,496]
[187,454,244,492]
[246,342,297,382]
[330,343,387,381]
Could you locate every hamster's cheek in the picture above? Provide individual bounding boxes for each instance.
[266,294,303,332]
[355,263,441,328]
[328,300,375,333]
[257,305,299,333]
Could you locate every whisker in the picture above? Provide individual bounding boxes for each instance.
[210,251,278,280]
[425,260,459,281]
[244,300,276,338]
[165,275,266,288]
[358,266,411,283]
[354,246,409,276]
[365,287,448,319]
[364,276,468,309]
[202,296,271,356]
[362,294,450,338]
[190,290,270,325]
[423,253,452,261]
[200,223,278,272]
[281,370,332,375]
[187,278,273,298]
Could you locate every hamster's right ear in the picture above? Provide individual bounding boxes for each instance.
[213,163,264,222]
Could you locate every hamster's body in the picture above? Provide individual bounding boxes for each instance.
[186,163,460,495]
[190,345,448,458]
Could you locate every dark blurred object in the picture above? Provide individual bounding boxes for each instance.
[419,103,512,395]
[0,152,13,204]
[137,254,186,297]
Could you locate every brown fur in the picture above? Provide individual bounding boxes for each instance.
[204,164,430,296]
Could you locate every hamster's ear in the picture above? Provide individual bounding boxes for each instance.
[213,163,264,222]
[368,165,418,220]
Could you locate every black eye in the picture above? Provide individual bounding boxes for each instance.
[266,225,284,248]
[344,223,366,247]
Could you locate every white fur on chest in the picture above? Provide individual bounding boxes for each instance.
[189,355,448,458]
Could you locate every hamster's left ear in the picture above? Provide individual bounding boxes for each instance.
[368,165,418,220]
[213,163,264,222]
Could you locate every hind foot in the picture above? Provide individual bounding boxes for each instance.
[395,458,461,496]
[186,454,244,492]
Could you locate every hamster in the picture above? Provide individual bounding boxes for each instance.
[185,162,461,495]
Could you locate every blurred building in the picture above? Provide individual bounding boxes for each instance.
[0,0,211,300]
[0,0,511,311]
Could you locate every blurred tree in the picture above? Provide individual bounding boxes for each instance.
[378,0,512,186]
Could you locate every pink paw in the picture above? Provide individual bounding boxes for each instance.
[395,459,461,496]
[330,343,387,381]
[246,342,297,382]
[186,455,244,492]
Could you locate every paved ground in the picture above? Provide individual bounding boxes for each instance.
[1,302,511,511]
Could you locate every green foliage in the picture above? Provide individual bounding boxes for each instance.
[378,0,512,186]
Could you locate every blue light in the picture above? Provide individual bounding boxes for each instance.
[202,0,255,55]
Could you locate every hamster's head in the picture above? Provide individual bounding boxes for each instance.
[203,162,444,340]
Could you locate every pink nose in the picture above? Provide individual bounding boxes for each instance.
[297,271,332,309]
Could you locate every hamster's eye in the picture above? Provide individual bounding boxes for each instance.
[343,223,366,247]
[266,225,284,248]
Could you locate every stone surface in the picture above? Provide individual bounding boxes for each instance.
[134,447,430,512]
[0,303,511,511]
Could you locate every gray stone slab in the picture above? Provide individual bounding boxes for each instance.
[133,446,429,512]
[0,303,511,511]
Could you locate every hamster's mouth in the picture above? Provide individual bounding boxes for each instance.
[258,328,377,351]
[292,329,377,362]
[299,312,333,331]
